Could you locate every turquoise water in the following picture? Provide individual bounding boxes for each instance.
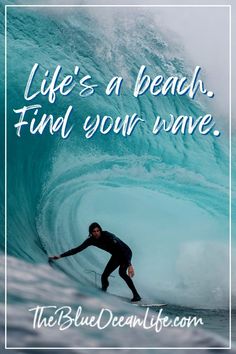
[1,3,235,351]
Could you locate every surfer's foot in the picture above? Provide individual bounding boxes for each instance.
[101,287,107,292]
[131,295,141,302]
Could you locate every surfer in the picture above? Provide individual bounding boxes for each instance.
[49,222,141,302]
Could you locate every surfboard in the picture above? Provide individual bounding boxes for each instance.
[131,302,167,307]
[106,292,167,307]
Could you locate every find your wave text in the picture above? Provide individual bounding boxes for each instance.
[13,63,220,139]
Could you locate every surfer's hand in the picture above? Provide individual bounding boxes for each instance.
[48,255,60,260]
[128,265,134,278]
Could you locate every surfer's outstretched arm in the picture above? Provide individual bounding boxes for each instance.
[48,238,92,260]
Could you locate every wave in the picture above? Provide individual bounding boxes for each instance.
[1,1,234,319]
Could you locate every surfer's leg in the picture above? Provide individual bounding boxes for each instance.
[118,264,141,300]
[101,256,119,291]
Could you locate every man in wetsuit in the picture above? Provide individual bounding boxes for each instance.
[49,222,141,302]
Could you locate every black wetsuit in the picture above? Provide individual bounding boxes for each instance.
[60,231,140,298]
